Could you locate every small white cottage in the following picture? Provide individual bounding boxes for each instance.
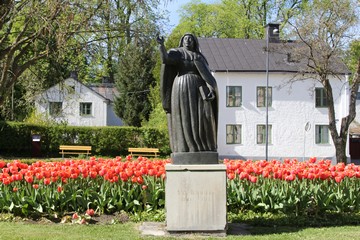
[34,74,123,126]
[198,24,352,162]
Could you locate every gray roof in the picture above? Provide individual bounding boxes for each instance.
[88,83,118,102]
[198,38,349,74]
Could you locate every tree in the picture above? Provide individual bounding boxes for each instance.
[80,0,164,83]
[168,0,307,40]
[114,41,156,126]
[0,1,168,122]
[0,0,103,107]
[287,0,360,163]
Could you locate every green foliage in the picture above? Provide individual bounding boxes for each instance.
[346,40,360,75]
[114,43,157,127]
[0,121,170,157]
[229,210,360,228]
[142,103,168,131]
[0,1,103,106]
[171,0,307,39]
[227,176,360,216]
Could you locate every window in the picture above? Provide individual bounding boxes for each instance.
[315,88,328,107]
[226,86,242,107]
[226,125,242,144]
[80,102,92,116]
[67,85,75,94]
[257,124,272,144]
[257,87,272,107]
[356,92,360,100]
[315,125,329,144]
[49,102,62,116]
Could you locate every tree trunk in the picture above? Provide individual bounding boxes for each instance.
[328,58,360,163]
[334,136,348,163]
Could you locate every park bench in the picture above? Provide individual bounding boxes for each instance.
[59,145,92,158]
[128,147,159,157]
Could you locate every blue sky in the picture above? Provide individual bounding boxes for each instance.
[159,0,191,32]
[160,0,216,32]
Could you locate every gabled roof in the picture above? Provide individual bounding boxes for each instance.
[65,78,117,103]
[198,38,350,74]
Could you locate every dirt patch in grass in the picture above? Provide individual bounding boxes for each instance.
[1,211,131,225]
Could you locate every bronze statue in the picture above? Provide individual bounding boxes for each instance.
[157,33,218,164]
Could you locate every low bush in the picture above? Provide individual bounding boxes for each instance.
[0,121,170,157]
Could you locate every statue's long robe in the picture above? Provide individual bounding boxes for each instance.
[160,47,218,152]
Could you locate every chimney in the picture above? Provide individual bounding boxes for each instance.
[70,71,78,80]
[265,23,280,43]
[102,76,110,84]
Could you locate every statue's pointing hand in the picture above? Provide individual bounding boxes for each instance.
[156,34,164,45]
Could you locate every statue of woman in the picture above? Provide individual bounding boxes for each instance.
[157,33,218,164]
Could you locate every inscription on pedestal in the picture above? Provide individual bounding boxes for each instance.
[165,164,227,232]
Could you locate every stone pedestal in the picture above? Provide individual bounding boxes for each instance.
[165,164,227,233]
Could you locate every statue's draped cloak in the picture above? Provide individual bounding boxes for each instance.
[160,47,218,153]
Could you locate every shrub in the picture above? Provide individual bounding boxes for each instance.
[0,121,170,157]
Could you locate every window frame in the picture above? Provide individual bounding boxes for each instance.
[257,124,272,144]
[257,86,272,107]
[80,102,92,116]
[356,92,360,101]
[49,101,63,116]
[226,124,242,144]
[315,88,328,108]
[226,86,242,107]
[315,125,329,144]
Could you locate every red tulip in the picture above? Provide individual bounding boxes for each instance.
[25,175,33,184]
[86,209,95,216]
[0,161,6,168]
[72,213,79,219]
[44,178,51,185]
[249,175,258,183]
[227,172,235,180]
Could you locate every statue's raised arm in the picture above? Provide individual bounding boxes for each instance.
[157,35,168,63]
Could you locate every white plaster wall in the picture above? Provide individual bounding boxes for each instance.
[215,72,349,161]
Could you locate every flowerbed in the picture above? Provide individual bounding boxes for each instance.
[0,156,168,217]
[225,157,360,215]
[0,156,360,218]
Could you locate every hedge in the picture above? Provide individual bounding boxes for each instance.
[0,121,170,157]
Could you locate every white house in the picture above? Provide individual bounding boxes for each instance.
[35,75,123,126]
[198,24,351,162]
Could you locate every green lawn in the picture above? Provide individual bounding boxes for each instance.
[0,222,360,240]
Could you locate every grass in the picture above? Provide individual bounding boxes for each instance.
[235,226,360,240]
[0,222,137,240]
[0,221,360,240]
